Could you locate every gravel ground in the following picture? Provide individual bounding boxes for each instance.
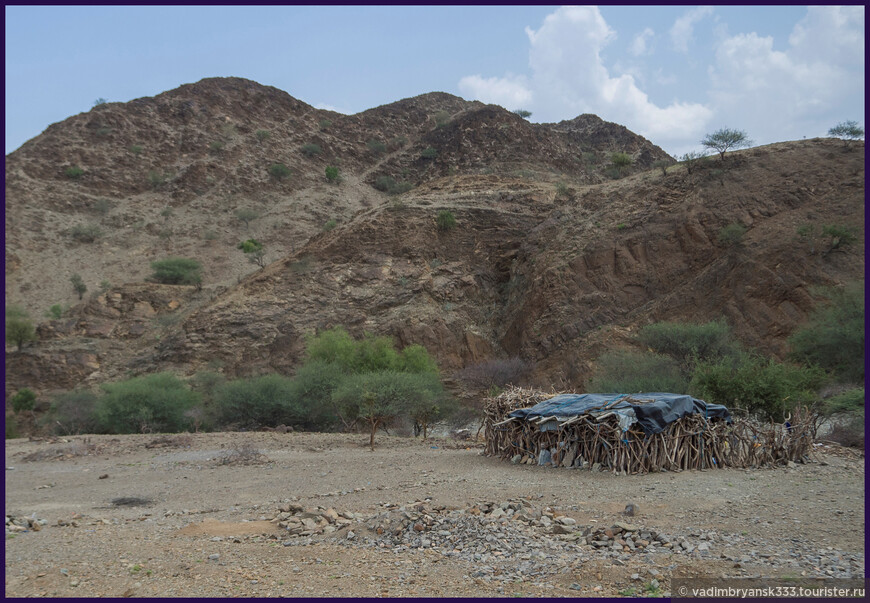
[5,431,865,597]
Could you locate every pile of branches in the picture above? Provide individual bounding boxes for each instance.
[484,387,816,473]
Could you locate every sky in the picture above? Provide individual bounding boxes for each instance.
[5,5,865,157]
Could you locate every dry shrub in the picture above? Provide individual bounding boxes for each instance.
[217,442,268,465]
[145,434,193,449]
[22,441,99,462]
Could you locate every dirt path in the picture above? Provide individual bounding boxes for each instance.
[5,432,864,597]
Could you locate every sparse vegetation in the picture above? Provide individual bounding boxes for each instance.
[828,120,864,142]
[209,141,224,153]
[610,152,633,175]
[45,304,66,319]
[701,128,751,160]
[513,109,532,119]
[48,390,100,435]
[92,98,108,107]
[638,320,740,370]
[255,129,270,142]
[421,147,438,159]
[65,165,84,180]
[149,257,202,286]
[301,143,322,157]
[718,223,747,247]
[366,139,387,154]
[652,159,671,176]
[147,170,170,190]
[234,208,260,227]
[129,144,143,156]
[267,163,291,181]
[318,119,332,130]
[93,198,112,215]
[323,219,337,231]
[589,350,688,394]
[374,175,413,195]
[238,238,266,268]
[820,224,857,253]
[434,110,451,128]
[6,306,36,350]
[788,281,864,382]
[70,273,87,300]
[68,223,102,243]
[680,151,708,174]
[325,166,341,183]
[11,388,36,413]
[436,210,456,232]
[554,182,570,198]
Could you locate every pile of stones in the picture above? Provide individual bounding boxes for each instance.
[6,514,48,533]
[271,502,358,537]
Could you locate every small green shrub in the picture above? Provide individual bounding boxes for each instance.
[680,151,708,174]
[234,208,260,226]
[611,152,633,173]
[318,119,332,130]
[93,98,108,107]
[6,416,20,439]
[821,388,864,417]
[68,223,102,243]
[93,198,112,215]
[45,304,66,319]
[99,280,111,294]
[436,210,456,232]
[97,372,200,434]
[325,166,340,183]
[147,170,169,190]
[268,163,291,180]
[589,350,688,394]
[255,129,270,142]
[237,239,266,268]
[203,230,219,241]
[554,182,570,198]
[373,175,413,195]
[11,388,37,413]
[366,140,386,154]
[301,143,322,157]
[65,166,84,180]
[209,141,224,153]
[129,145,143,156]
[421,147,438,159]
[788,281,864,382]
[689,353,824,421]
[6,306,36,350]
[513,109,532,119]
[718,223,747,247]
[70,274,87,300]
[603,166,622,180]
[821,225,857,252]
[652,159,671,176]
[434,110,451,128]
[323,219,337,231]
[149,257,202,286]
[49,390,100,435]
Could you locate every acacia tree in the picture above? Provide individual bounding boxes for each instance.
[828,121,864,144]
[70,274,87,300]
[6,306,36,351]
[238,238,266,268]
[701,128,751,160]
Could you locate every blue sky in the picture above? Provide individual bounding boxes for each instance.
[5,5,865,156]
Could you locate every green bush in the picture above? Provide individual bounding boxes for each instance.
[821,225,857,252]
[366,140,386,154]
[237,239,266,268]
[374,175,413,195]
[611,152,633,173]
[689,353,824,421]
[49,390,100,435]
[209,141,224,154]
[69,223,102,243]
[588,351,688,394]
[555,182,570,198]
[214,374,299,429]
[149,257,202,286]
[288,361,346,430]
[701,128,751,160]
[268,163,291,180]
[301,143,322,157]
[70,273,87,300]
[718,223,747,247]
[821,388,864,417]
[65,165,84,179]
[323,219,337,231]
[434,110,451,127]
[255,129,270,142]
[513,109,532,119]
[97,372,200,434]
[11,388,37,413]
[652,160,671,176]
[6,415,20,439]
[46,304,66,319]
[234,208,260,226]
[436,210,456,232]
[828,121,863,141]
[325,166,340,183]
[788,281,864,382]
[147,170,169,190]
[6,306,36,351]
[129,145,143,156]
[421,147,438,159]
[318,119,332,130]
[637,320,740,369]
[680,151,708,174]
[93,198,112,215]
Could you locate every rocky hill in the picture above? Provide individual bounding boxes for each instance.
[5,77,864,397]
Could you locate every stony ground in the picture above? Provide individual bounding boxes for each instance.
[5,431,865,597]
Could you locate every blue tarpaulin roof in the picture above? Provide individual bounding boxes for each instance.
[507,393,731,435]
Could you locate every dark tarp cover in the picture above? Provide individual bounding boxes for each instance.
[507,393,732,435]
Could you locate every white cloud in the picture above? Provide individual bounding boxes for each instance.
[708,6,865,143]
[670,6,714,53]
[457,74,532,110]
[630,27,655,56]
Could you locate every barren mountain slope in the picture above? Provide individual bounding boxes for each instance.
[4,77,863,397]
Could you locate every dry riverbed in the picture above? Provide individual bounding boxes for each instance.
[5,431,865,597]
